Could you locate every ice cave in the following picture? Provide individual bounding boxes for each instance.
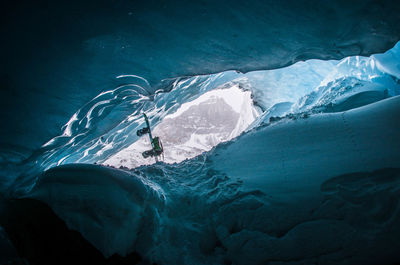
[1,1,400,265]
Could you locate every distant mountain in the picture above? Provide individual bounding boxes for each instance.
[105,87,259,168]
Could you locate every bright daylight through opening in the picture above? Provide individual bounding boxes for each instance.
[104,85,261,168]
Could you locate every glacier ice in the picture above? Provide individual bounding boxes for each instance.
[374,41,400,79]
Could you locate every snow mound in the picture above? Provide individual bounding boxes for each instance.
[27,164,165,258]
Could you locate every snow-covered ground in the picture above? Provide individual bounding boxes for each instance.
[27,96,400,265]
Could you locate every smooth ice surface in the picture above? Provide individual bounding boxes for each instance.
[28,96,400,264]
[374,41,400,79]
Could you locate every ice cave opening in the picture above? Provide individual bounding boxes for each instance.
[1,38,400,265]
[27,41,399,175]
[104,85,261,168]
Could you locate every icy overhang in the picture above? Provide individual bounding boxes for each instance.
[1,0,400,151]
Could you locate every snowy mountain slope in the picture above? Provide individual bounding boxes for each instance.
[27,96,400,265]
[104,86,260,168]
